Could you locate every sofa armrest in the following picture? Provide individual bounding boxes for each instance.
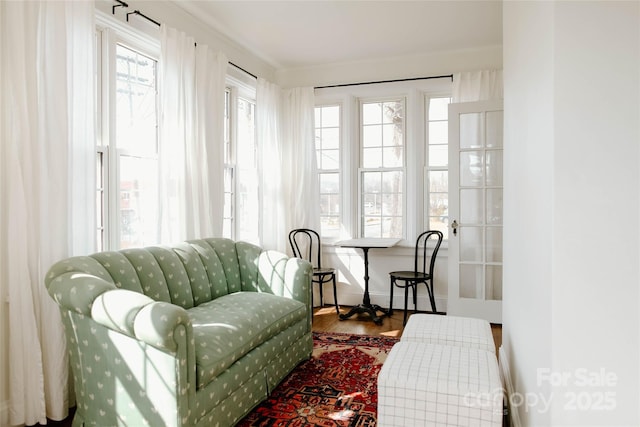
[92,289,191,353]
[282,257,313,305]
[48,272,192,353]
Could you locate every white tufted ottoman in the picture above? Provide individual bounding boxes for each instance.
[377,342,502,427]
[401,314,496,354]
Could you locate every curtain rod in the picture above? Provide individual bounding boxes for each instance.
[112,1,258,80]
[314,74,453,90]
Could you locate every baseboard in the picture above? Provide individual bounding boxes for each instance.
[499,345,521,427]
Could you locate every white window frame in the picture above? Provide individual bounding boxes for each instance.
[425,94,453,241]
[358,96,407,239]
[224,71,258,243]
[96,14,160,251]
[314,104,342,241]
[315,78,451,246]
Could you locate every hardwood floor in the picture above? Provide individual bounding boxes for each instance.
[313,305,503,355]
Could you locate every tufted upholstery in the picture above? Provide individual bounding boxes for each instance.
[45,238,313,427]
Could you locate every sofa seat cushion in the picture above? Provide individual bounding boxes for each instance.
[188,291,307,389]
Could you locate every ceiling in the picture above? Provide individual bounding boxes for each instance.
[174,1,503,70]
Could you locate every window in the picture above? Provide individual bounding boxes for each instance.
[360,99,405,238]
[223,78,258,243]
[96,22,160,250]
[426,96,451,239]
[314,105,341,239]
[314,78,451,243]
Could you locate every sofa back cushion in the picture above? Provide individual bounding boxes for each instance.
[47,238,269,310]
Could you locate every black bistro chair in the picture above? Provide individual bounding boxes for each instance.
[389,230,443,325]
[288,228,339,314]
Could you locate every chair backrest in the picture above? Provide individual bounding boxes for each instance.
[414,230,444,276]
[289,228,323,269]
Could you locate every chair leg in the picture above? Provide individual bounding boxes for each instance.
[332,275,339,314]
[319,279,324,307]
[403,284,410,326]
[388,277,394,316]
[412,282,418,312]
[425,280,437,313]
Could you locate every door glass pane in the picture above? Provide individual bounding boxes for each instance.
[486,150,503,186]
[460,264,483,298]
[460,151,484,187]
[459,113,482,149]
[486,111,503,148]
[487,189,503,225]
[486,227,503,263]
[486,265,502,300]
[460,226,483,262]
[460,189,484,224]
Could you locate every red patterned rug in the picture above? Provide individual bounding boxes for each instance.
[238,332,399,427]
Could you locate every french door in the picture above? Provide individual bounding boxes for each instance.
[447,100,503,323]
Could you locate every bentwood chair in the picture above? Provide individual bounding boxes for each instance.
[288,228,339,314]
[389,230,443,325]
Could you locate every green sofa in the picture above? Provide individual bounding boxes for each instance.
[45,238,313,427]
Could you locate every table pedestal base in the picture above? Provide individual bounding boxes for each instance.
[339,303,388,325]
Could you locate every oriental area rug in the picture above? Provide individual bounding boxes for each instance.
[238,332,399,427]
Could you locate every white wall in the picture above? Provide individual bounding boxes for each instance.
[503,2,639,425]
[276,45,502,89]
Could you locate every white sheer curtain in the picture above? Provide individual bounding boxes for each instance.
[158,26,228,243]
[281,87,320,233]
[257,79,286,251]
[0,1,95,425]
[452,70,503,102]
[256,79,318,252]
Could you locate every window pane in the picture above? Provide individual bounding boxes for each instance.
[363,102,382,125]
[363,124,382,148]
[429,171,448,192]
[429,97,450,121]
[429,121,448,145]
[119,155,158,248]
[360,99,404,239]
[362,147,382,168]
[319,172,339,194]
[383,101,402,124]
[321,105,340,127]
[429,193,448,218]
[426,96,451,239]
[321,127,340,150]
[381,170,403,193]
[115,45,157,154]
[319,149,339,170]
[362,171,381,193]
[315,105,341,240]
[382,147,403,168]
[236,98,258,243]
[428,145,448,167]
